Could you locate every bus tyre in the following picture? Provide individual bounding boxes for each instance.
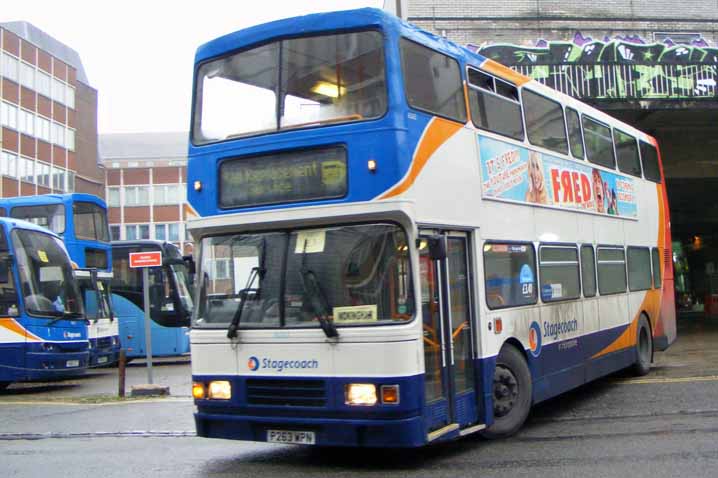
[633,316,653,376]
[481,345,532,439]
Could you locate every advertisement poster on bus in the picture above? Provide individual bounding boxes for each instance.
[478,136,638,218]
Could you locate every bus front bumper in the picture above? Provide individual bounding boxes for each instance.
[194,411,426,448]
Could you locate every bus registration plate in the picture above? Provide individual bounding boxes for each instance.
[66,360,80,367]
[267,430,316,445]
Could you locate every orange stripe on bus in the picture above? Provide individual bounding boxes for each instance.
[592,182,667,360]
[479,59,532,86]
[379,118,463,199]
[0,318,43,342]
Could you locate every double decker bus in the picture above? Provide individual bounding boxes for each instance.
[0,217,88,389]
[186,8,676,447]
[110,241,193,359]
[0,194,119,367]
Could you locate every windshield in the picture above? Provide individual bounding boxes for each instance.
[0,228,20,316]
[12,229,83,317]
[74,202,110,242]
[193,30,386,144]
[77,274,112,320]
[194,223,413,329]
[11,204,66,234]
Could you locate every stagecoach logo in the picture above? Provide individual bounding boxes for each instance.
[246,355,320,373]
[247,356,260,371]
[528,321,542,357]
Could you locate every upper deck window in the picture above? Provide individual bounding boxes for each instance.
[522,89,568,155]
[614,129,641,178]
[467,68,523,141]
[11,204,65,235]
[73,202,110,242]
[583,116,615,169]
[193,31,386,144]
[640,141,662,183]
[400,39,466,123]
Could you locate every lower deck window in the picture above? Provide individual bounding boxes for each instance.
[597,247,626,295]
[539,246,580,302]
[483,242,537,309]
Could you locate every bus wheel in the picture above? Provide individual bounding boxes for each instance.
[633,316,653,376]
[481,345,532,439]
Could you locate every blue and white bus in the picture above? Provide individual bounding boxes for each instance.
[0,217,88,389]
[186,8,676,447]
[110,241,193,359]
[0,194,119,367]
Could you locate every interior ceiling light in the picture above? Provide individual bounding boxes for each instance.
[311,81,346,98]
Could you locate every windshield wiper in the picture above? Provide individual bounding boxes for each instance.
[298,240,338,339]
[226,266,263,339]
[47,312,86,325]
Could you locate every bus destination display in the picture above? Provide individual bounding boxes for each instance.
[220,147,347,208]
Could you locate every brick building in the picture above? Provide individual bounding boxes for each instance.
[0,22,103,198]
[99,132,193,254]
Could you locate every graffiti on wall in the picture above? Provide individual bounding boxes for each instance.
[470,33,718,100]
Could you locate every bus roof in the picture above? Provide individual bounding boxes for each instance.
[0,193,107,209]
[195,8,489,70]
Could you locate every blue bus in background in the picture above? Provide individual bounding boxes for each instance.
[0,194,120,366]
[110,241,193,359]
[0,217,88,389]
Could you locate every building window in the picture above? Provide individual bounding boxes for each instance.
[107,187,120,207]
[36,116,51,142]
[155,223,180,242]
[66,86,75,109]
[153,184,184,205]
[67,171,75,192]
[126,224,150,240]
[110,225,121,241]
[1,102,18,130]
[19,109,34,136]
[51,77,65,104]
[1,53,19,83]
[66,129,75,151]
[51,122,66,148]
[36,70,51,98]
[1,151,18,178]
[52,167,66,191]
[37,162,51,187]
[125,186,150,206]
[20,62,35,90]
[19,157,35,184]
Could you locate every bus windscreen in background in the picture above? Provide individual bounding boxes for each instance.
[219,146,347,208]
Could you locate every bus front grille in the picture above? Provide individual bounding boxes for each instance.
[246,379,326,407]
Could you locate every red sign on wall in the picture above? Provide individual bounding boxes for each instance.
[129,251,162,268]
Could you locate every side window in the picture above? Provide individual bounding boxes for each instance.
[583,116,615,169]
[581,245,596,297]
[400,38,466,123]
[539,245,580,302]
[522,89,568,155]
[640,141,662,183]
[627,247,651,291]
[597,246,626,295]
[483,242,537,309]
[615,129,641,177]
[652,247,662,288]
[468,68,524,140]
[566,107,584,159]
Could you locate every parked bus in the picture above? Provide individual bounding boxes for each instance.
[0,217,88,389]
[110,241,193,359]
[0,194,120,367]
[186,8,676,447]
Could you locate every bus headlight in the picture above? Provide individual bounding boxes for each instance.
[208,380,232,400]
[345,383,377,406]
[192,382,206,400]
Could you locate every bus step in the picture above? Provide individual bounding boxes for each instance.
[427,423,459,442]
[459,423,486,436]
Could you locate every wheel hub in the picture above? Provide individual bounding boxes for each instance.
[493,365,519,418]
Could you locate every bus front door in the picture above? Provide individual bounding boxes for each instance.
[420,231,479,438]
